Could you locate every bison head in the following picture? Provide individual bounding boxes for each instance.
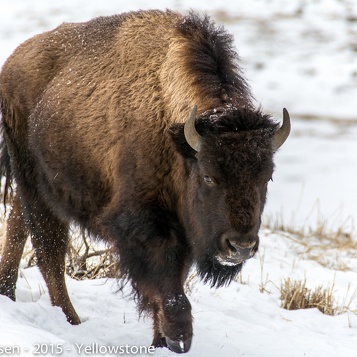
[169,105,290,288]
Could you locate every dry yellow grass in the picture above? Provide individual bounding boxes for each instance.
[65,229,116,280]
[280,277,357,316]
[280,277,336,315]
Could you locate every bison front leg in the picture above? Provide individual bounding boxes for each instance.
[105,210,193,353]
[146,245,193,353]
[131,251,193,353]
[151,291,193,353]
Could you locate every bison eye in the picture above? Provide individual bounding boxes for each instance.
[203,175,214,184]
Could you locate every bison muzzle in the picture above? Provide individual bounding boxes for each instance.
[0,10,290,353]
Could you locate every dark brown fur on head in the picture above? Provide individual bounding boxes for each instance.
[169,106,277,287]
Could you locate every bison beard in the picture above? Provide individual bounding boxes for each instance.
[198,254,244,288]
[0,9,290,354]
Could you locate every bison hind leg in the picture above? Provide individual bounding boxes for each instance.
[0,193,28,300]
[25,198,81,325]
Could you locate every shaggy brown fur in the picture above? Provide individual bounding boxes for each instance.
[0,10,287,353]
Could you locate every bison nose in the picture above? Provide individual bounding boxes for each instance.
[226,239,254,261]
[221,232,257,262]
[216,233,257,266]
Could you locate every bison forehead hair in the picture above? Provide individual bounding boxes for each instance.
[197,106,277,133]
[170,106,278,168]
[197,106,278,179]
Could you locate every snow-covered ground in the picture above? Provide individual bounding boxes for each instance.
[1,230,356,357]
[0,0,357,356]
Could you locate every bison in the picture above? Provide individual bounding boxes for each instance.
[0,10,290,353]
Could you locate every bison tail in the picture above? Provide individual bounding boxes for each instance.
[0,108,14,208]
[0,139,13,207]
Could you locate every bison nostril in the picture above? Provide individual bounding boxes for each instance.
[226,239,239,253]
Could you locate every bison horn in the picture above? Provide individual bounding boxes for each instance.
[272,108,291,152]
[184,105,202,152]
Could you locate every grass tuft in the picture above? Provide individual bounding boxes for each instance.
[280,277,357,316]
[280,278,336,315]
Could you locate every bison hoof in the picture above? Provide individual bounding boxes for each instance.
[166,337,192,354]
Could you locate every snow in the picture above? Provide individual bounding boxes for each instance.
[1,232,356,356]
[0,0,357,356]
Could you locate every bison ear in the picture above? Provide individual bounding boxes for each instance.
[168,123,197,159]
